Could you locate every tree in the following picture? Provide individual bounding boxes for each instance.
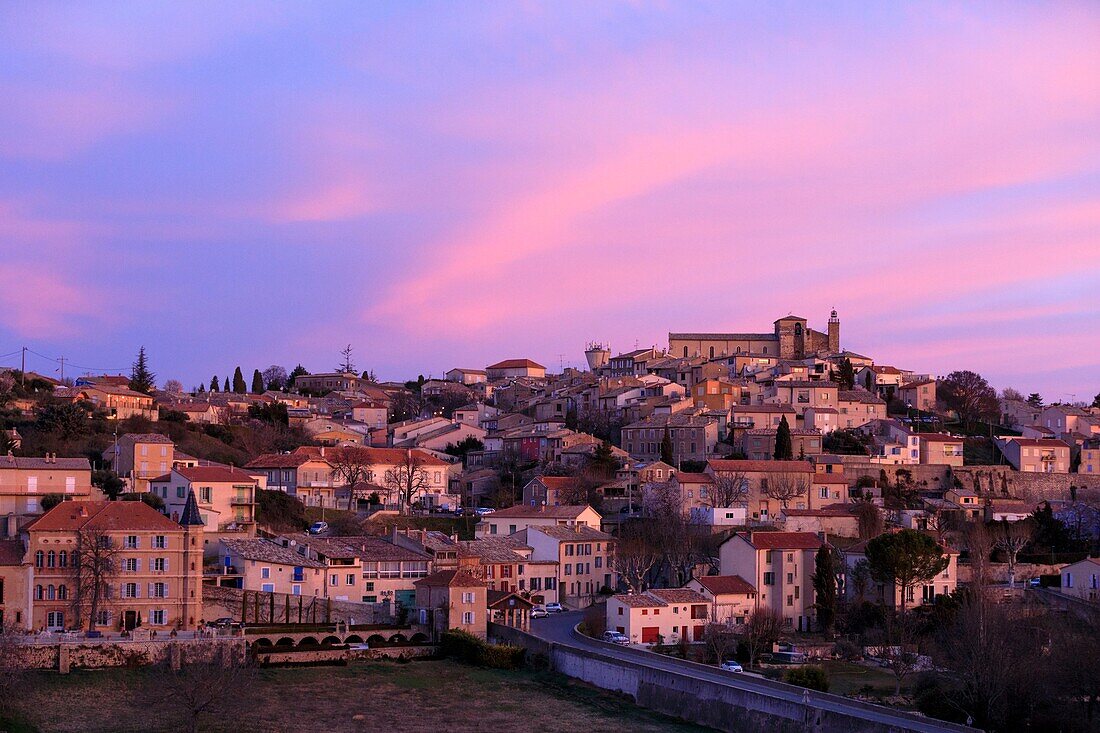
[246,402,288,427]
[849,559,872,602]
[881,610,920,695]
[250,369,264,394]
[222,377,230,393]
[143,642,255,733]
[585,441,620,480]
[231,367,246,394]
[287,364,309,388]
[443,436,484,462]
[610,522,661,593]
[660,427,674,465]
[812,545,842,638]
[1000,387,1024,402]
[708,470,749,508]
[163,379,183,394]
[864,529,949,614]
[1093,392,1100,410]
[741,607,783,668]
[337,344,356,374]
[92,469,125,501]
[836,358,855,391]
[327,447,374,511]
[384,450,431,514]
[70,527,120,632]
[129,346,156,394]
[962,519,994,590]
[209,375,220,392]
[786,666,829,692]
[762,471,807,511]
[773,415,793,460]
[361,369,378,383]
[702,622,739,665]
[1025,392,1043,408]
[937,370,999,428]
[40,493,65,512]
[262,365,287,391]
[991,519,1034,586]
[34,402,88,440]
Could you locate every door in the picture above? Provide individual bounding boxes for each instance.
[641,626,659,643]
[124,610,138,630]
[47,611,64,630]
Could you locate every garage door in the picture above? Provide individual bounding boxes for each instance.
[641,626,659,643]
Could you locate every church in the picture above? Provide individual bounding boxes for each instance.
[669,311,840,360]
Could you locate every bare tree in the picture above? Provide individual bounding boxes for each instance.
[963,519,994,590]
[708,470,749,508]
[855,501,883,540]
[261,365,288,391]
[163,379,184,394]
[384,450,432,514]
[641,480,681,518]
[610,522,661,593]
[327,446,374,511]
[741,606,783,668]
[922,504,957,544]
[144,641,255,733]
[992,519,1034,586]
[70,528,120,632]
[763,472,808,512]
[702,622,739,664]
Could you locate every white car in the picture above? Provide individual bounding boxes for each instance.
[602,631,629,645]
[720,660,744,673]
[545,602,565,614]
[308,521,329,535]
[474,507,495,516]
[531,606,548,618]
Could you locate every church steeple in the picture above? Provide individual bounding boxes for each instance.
[178,488,204,527]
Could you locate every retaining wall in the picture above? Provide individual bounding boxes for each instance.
[16,639,247,672]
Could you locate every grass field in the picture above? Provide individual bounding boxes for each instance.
[817,660,909,697]
[12,659,712,733]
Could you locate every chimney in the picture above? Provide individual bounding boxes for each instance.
[4,513,17,539]
[320,446,325,457]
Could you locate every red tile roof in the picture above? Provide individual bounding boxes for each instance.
[740,531,822,550]
[29,501,182,532]
[487,359,546,370]
[154,466,260,484]
[487,505,595,519]
[414,568,487,588]
[707,459,813,474]
[694,575,757,596]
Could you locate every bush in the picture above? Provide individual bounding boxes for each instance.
[833,639,862,661]
[439,629,525,670]
[785,666,829,692]
[40,493,66,512]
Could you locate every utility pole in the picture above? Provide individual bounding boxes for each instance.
[20,346,26,387]
[58,356,66,382]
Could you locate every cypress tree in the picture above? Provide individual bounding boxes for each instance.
[128,346,156,394]
[251,369,264,394]
[232,367,247,394]
[223,376,230,393]
[210,375,220,392]
[837,358,855,391]
[812,545,840,638]
[774,415,793,460]
[660,426,674,465]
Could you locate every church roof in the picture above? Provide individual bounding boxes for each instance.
[179,489,204,527]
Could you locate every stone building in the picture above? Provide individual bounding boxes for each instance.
[669,310,840,360]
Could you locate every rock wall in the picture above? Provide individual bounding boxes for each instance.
[16,639,247,672]
[952,467,1100,504]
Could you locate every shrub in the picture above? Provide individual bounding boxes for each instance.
[439,629,525,670]
[833,639,862,661]
[785,666,829,692]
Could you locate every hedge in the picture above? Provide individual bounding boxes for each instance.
[439,629,525,669]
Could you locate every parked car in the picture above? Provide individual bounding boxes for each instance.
[545,602,565,614]
[308,521,329,535]
[531,606,549,619]
[1028,577,1041,587]
[719,660,743,673]
[602,631,630,645]
[474,507,495,516]
[210,617,239,629]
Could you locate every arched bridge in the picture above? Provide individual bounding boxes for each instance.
[247,626,429,650]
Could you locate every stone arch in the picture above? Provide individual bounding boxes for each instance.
[321,635,341,646]
[345,634,363,644]
[367,634,386,645]
[253,638,273,649]
[389,633,407,644]
[275,637,295,647]
[410,632,428,643]
[299,636,319,646]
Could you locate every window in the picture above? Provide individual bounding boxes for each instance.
[595,557,602,568]
[46,551,55,568]
[261,567,270,579]
[261,583,274,593]
[34,550,43,568]
[177,486,186,499]
[150,609,166,625]
[125,558,139,572]
[153,558,167,571]
[124,583,139,598]
[153,535,167,549]
[200,487,212,503]
[763,572,775,585]
[58,551,67,567]
[330,574,338,586]
[346,574,355,585]
[125,535,139,549]
[461,612,474,625]
[564,565,572,576]
[152,582,167,598]
[819,487,829,499]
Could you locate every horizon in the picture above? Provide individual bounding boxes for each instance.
[1,3,1098,399]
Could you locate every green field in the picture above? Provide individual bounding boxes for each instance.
[10,659,713,733]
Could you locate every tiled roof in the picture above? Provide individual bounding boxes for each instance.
[731,404,796,413]
[739,531,822,550]
[488,505,595,519]
[0,455,91,470]
[121,433,174,444]
[528,524,613,542]
[648,588,709,604]
[292,445,449,467]
[288,534,430,563]
[29,501,182,532]
[674,472,713,484]
[0,539,25,565]
[245,452,320,469]
[1002,438,1071,448]
[612,593,668,608]
[668,332,775,341]
[222,538,325,568]
[838,389,886,405]
[459,538,527,564]
[487,359,546,370]
[414,568,487,588]
[707,459,813,474]
[157,466,260,484]
[917,433,964,443]
[694,575,756,596]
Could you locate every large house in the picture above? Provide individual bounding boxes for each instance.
[0,454,95,518]
[102,433,175,493]
[1059,558,1100,602]
[27,496,204,632]
[606,588,710,644]
[478,504,601,537]
[512,524,616,607]
[621,413,720,465]
[151,465,261,544]
[718,531,823,632]
[486,359,547,381]
[669,312,840,361]
[843,533,958,608]
[995,437,1072,474]
[684,575,758,625]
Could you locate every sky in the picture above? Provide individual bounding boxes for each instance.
[1,2,1098,400]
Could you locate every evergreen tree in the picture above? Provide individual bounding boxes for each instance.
[251,369,264,394]
[812,545,841,638]
[837,358,855,391]
[210,375,220,392]
[196,384,205,394]
[660,426,674,465]
[232,367,247,394]
[1026,393,1044,408]
[287,364,309,388]
[774,415,794,460]
[223,376,230,392]
[128,346,156,394]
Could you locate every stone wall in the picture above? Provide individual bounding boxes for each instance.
[203,584,392,625]
[16,639,247,672]
[952,467,1100,504]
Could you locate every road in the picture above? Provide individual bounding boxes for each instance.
[528,611,967,733]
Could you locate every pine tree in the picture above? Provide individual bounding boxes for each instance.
[837,358,855,390]
[774,415,793,460]
[197,384,205,394]
[1026,393,1044,409]
[251,369,264,394]
[128,346,156,394]
[812,545,841,638]
[223,376,230,392]
[660,426,674,465]
[232,367,247,394]
[337,344,355,374]
[210,375,219,392]
[287,364,309,389]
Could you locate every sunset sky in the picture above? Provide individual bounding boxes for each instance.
[1,2,1098,399]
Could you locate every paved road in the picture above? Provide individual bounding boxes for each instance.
[529,611,967,733]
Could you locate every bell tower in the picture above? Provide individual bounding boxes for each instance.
[828,309,840,352]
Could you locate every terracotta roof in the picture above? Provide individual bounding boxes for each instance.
[487,590,534,608]
[783,504,857,517]
[414,568,487,588]
[738,531,822,550]
[221,538,324,567]
[292,445,448,467]
[30,501,182,532]
[871,366,902,375]
[488,505,595,520]
[838,389,886,405]
[917,433,964,443]
[707,459,813,474]
[487,359,546,370]
[0,539,25,565]
[1002,438,1071,448]
[156,466,260,484]
[612,593,668,608]
[731,404,796,414]
[286,534,430,563]
[120,433,174,444]
[528,524,613,542]
[0,455,91,471]
[694,575,757,596]
[648,588,709,604]
[459,538,527,564]
[674,472,714,484]
[668,332,774,341]
[245,452,324,469]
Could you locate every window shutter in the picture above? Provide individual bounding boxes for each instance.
[163,583,169,599]
[148,583,153,598]
[135,558,141,572]
[164,558,170,572]
[120,583,125,598]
